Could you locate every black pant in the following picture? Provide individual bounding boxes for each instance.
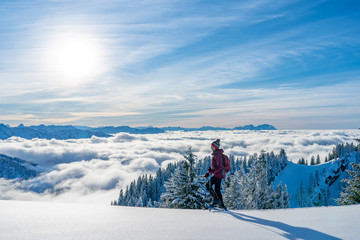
[205,176,223,204]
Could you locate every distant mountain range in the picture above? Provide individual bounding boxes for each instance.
[0,123,276,140]
[0,124,110,140]
[161,124,277,131]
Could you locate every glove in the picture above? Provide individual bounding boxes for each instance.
[204,172,209,178]
[208,167,214,173]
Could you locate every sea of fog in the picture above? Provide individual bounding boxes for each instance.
[0,129,358,204]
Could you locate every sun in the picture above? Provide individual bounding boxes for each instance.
[53,36,97,78]
[43,32,106,86]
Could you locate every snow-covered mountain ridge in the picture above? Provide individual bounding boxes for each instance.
[0,124,109,140]
[0,123,276,140]
[273,146,360,207]
[0,200,358,240]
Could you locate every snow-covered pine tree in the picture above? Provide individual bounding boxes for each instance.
[283,184,290,208]
[225,150,290,210]
[337,162,360,205]
[296,180,312,207]
[255,151,275,209]
[146,199,153,207]
[315,169,320,184]
[118,189,126,205]
[160,146,205,209]
[297,158,305,165]
[116,162,179,207]
[224,169,246,209]
[310,156,316,165]
[308,173,316,194]
[321,185,332,206]
[243,154,257,209]
[196,156,211,174]
[266,149,288,183]
[270,181,290,209]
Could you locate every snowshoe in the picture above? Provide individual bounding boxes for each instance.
[219,204,227,211]
[205,202,227,212]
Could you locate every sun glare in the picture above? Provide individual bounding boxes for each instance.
[43,32,106,86]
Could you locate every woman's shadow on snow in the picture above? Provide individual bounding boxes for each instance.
[223,210,341,240]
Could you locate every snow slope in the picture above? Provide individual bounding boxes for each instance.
[0,200,358,240]
[273,150,359,208]
[273,161,328,207]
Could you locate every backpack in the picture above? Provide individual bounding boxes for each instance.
[222,154,230,173]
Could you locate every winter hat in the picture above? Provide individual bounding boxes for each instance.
[211,139,220,149]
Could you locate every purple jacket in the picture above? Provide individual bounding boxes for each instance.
[211,149,225,179]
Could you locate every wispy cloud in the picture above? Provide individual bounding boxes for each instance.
[0,0,359,127]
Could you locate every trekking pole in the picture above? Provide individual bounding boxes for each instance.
[203,173,215,208]
[204,174,211,204]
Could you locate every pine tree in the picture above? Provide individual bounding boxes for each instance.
[297,158,306,165]
[239,152,275,209]
[310,156,316,165]
[146,199,153,207]
[315,169,320,185]
[224,169,246,209]
[296,180,312,207]
[279,149,288,170]
[225,151,290,210]
[308,173,315,195]
[321,185,331,206]
[270,182,289,209]
[282,184,290,208]
[136,196,144,207]
[255,152,274,209]
[160,147,205,209]
[337,163,360,205]
[243,155,257,209]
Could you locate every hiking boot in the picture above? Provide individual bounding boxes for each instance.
[210,201,219,208]
[220,203,227,211]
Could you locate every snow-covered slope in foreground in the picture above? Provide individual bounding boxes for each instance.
[0,200,358,240]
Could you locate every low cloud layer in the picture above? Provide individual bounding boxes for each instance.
[0,130,358,204]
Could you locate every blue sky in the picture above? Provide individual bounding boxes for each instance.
[0,0,359,129]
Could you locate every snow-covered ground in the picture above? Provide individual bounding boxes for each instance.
[0,200,358,240]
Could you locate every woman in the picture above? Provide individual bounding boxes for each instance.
[204,139,227,210]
